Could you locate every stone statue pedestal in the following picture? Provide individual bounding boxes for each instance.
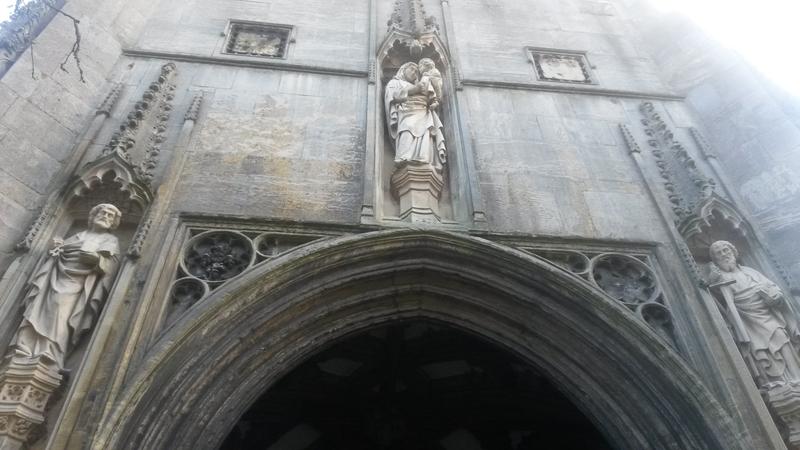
[391,164,443,224]
[0,356,62,450]
[764,382,800,448]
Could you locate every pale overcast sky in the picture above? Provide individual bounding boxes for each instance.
[1,0,798,95]
[649,0,800,95]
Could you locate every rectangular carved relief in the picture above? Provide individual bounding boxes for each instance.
[527,48,595,84]
[224,21,294,58]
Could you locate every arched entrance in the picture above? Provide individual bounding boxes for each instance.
[220,320,612,449]
[94,229,746,450]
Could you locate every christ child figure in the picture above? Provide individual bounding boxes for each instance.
[418,58,443,111]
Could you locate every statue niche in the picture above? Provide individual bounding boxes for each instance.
[372,0,459,224]
[9,204,122,371]
[384,57,448,223]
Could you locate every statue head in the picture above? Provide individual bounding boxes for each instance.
[709,240,738,272]
[418,58,436,73]
[88,203,122,231]
[395,62,419,83]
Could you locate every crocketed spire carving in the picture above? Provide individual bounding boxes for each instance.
[387,0,439,36]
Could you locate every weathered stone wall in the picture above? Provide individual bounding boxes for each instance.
[631,2,800,284]
[169,64,366,222]
[451,0,669,93]
[0,0,159,272]
[122,0,370,222]
[135,0,368,69]
[464,87,669,240]
[110,0,681,240]
[0,0,798,449]
[446,0,673,240]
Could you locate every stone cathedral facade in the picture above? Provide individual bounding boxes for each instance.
[0,0,800,448]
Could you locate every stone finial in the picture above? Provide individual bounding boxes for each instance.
[619,124,641,155]
[127,215,152,259]
[387,0,439,36]
[184,92,204,122]
[14,204,53,252]
[96,83,123,117]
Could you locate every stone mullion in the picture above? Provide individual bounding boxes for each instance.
[360,0,379,222]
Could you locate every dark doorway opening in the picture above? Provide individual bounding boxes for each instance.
[220,320,612,449]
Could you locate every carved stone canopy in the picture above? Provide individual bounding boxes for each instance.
[379,0,449,81]
[380,39,445,85]
[680,195,750,264]
[69,150,153,213]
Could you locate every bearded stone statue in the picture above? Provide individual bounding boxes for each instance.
[9,204,122,369]
[708,240,800,385]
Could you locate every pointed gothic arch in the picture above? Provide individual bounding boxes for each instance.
[93,229,747,450]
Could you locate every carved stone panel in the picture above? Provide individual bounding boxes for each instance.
[527,48,594,84]
[224,21,293,58]
[590,253,659,306]
[181,231,255,283]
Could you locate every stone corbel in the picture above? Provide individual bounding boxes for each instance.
[391,165,444,223]
[0,357,62,450]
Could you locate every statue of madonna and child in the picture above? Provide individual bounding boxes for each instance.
[384,58,447,173]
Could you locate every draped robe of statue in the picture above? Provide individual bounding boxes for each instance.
[12,230,120,368]
[723,265,800,380]
[384,62,446,172]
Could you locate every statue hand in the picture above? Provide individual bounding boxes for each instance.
[429,100,439,110]
[438,149,447,165]
[49,238,65,257]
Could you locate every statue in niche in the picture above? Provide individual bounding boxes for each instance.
[384,61,447,171]
[707,240,800,386]
[9,204,122,370]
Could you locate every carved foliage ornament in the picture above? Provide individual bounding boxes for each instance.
[591,254,659,306]
[103,62,177,185]
[639,101,716,224]
[182,231,254,282]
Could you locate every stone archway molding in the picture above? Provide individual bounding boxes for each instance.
[93,229,748,450]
